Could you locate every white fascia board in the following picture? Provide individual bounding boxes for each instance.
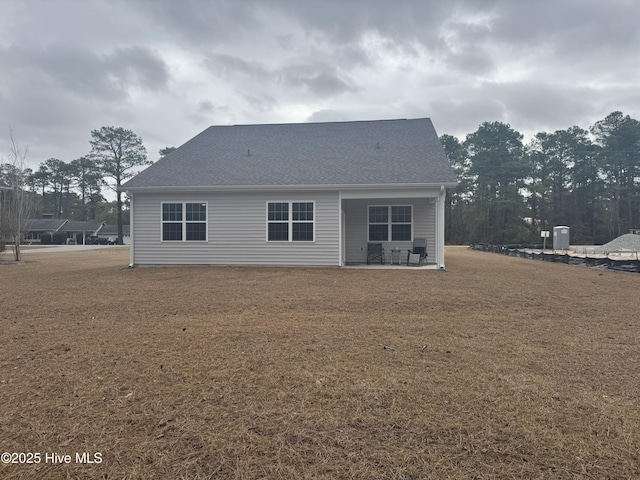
[122,182,458,195]
[339,186,444,199]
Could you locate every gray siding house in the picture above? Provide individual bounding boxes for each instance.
[122,118,457,267]
[0,181,10,239]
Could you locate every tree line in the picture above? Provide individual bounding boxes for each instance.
[4,113,639,259]
[4,127,152,222]
[1,127,155,259]
[442,111,640,245]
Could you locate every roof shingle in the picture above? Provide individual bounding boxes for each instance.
[123,118,457,189]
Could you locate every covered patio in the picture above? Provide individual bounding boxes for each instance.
[339,186,447,269]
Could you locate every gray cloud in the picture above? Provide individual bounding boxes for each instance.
[335,45,373,68]
[279,66,357,97]
[205,53,357,98]
[188,101,233,127]
[264,0,460,45]
[428,97,506,139]
[0,41,170,166]
[239,93,277,113]
[205,53,270,79]
[1,0,640,170]
[105,47,169,92]
[480,82,594,135]
[129,0,265,47]
[197,101,216,114]
[0,44,168,101]
[307,109,349,123]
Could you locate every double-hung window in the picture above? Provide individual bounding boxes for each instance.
[368,206,389,241]
[267,201,314,241]
[162,202,207,241]
[368,205,412,241]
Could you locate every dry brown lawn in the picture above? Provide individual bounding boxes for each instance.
[1,247,639,479]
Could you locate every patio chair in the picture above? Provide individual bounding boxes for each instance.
[407,238,427,265]
[366,243,385,265]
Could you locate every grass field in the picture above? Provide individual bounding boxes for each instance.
[1,247,639,479]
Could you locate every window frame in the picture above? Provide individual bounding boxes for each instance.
[367,205,413,242]
[161,201,208,242]
[266,201,315,242]
[367,205,389,242]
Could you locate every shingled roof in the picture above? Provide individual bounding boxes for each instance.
[23,219,68,231]
[60,221,103,233]
[97,224,130,236]
[123,118,457,190]
[22,219,105,233]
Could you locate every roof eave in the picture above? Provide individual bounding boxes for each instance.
[122,182,458,193]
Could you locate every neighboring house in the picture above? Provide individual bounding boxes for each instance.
[122,118,458,267]
[23,218,68,242]
[23,218,103,243]
[60,221,104,243]
[0,180,9,209]
[0,181,10,242]
[96,224,131,245]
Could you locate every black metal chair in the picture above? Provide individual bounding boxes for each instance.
[366,243,385,264]
[407,238,427,265]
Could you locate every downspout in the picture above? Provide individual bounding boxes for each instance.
[436,185,446,271]
[338,191,343,266]
[128,193,134,267]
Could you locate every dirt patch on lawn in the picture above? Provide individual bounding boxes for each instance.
[1,247,639,479]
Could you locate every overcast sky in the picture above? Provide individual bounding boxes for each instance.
[1,0,639,171]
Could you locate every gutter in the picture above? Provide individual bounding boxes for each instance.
[121,182,459,194]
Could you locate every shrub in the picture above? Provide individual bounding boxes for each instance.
[40,233,52,245]
[52,232,67,245]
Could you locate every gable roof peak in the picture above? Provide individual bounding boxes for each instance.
[123,117,457,190]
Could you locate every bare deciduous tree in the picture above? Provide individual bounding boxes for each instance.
[0,132,35,261]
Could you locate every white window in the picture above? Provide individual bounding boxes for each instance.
[267,201,314,241]
[162,202,207,241]
[368,205,412,241]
